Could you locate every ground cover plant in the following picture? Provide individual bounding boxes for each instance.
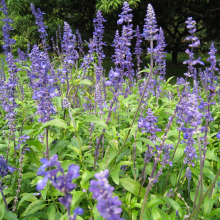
[0,0,219,219]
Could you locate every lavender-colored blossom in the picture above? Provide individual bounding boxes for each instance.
[143,4,158,40]
[117,1,133,24]
[93,10,106,70]
[111,1,134,84]
[71,207,84,220]
[0,0,18,128]
[138,108,161,142]
[16,135,30,150]
[76,29,84,56]
[29,44,57,123]
[0,155,16,177]
[62,22,79,66]
[154,28,166,77]
[30,3,48,50]
[216,131,220,139]
[37,155,81,218]
[183,17,204,78]
[89,169,123,220]
[134,25,142,75]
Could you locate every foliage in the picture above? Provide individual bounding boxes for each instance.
[0,1,220,220]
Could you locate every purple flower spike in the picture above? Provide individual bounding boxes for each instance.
[72,207,84,220]
[143,4,158,40]
[0,155,16,177]
[216,131,220,139]
[36,155,80,217]
[89,169,123,220]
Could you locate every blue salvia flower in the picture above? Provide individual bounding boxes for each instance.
[117,1,133,24]
[76,29,84,57]
[143,4,158,41]
[29,45,57,123]
[0,0,19,128]
[89,169,123,220]
[0,155,16,177]
[59,22,79,84]
[62,22,79,67]
[216,131,220,139]
[71,207,84,220]
[30,3,48,51]
[112,1,134,84]
[183,17,204,78]
[93,10,106,70]
[134,25,143,76]
[37,155,82,219]
[178,93,206,171]
[138,109,161,163]
[154,28,166,78]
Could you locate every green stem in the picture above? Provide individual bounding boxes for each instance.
[164,131,181,193]
[190,166,220,219]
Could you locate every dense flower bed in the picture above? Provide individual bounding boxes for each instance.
[0,0,219,219]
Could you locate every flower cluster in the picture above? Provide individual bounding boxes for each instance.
[183,17,204,78]
[29,45,57,123]
[134,25,143,74]
[30,3,48,50]
[143,4,158,41]
[37,155,83,219]
[112,1,134,83]
[138,108,161,142]
[89,169,123,220]
[0,155,16,177]
[0,0,19,129]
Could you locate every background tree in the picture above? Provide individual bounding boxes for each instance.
[0,0,219,64]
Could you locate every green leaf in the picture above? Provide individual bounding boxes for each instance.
[83,115,108,129]
[162,197,181,212]
[3,211,18,220]
[173,146,184,163]
[39,119,68,130]
[71,191,86,210]
[151,207,162,220]
[17,193,37,210]
[81,170,96,189]
[136,137,154,147]
[203,198,215,215]
[206,150,220,162]
[78,79,93,86]
[21,200,46,217]
[120,177,146,197]
[47,205,56,220]
[111,165,120,185]
[207,208,220,217]
[146,197,165,208]
[0,205,5,219]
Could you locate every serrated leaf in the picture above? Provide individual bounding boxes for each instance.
[47,205,56,220]
[18,194,37,210]
[162,197,181,211]
[78,79,93,86]
[152,207,162,220]
[83,115,107,129]
[21,200,46,217]
[71,191,86,210]
[206,150,220,162]
[120,177,146,197]
[136,137,154,147]
[146,197,165,208]
[204,198,215,215]
[39,119,68,130]
[3,211,18,220]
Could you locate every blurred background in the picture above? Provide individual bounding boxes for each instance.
[0,0,219,76]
